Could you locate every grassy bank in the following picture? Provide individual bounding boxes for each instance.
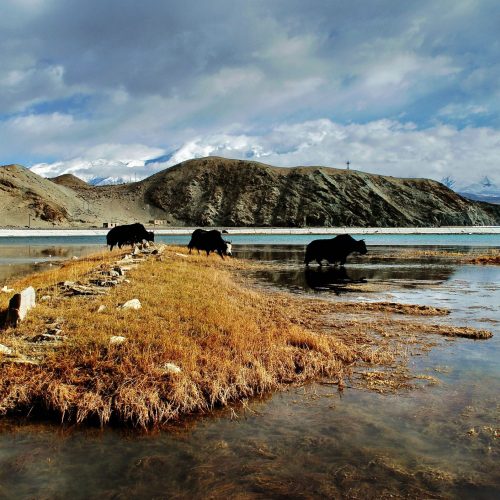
[0,246,492,427]
[365,247,500,265]
[0,247,359,427]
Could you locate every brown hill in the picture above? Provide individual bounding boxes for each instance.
[141,157,500,227]
[1,157,500,228]
[0,164,76,226]
[50,173,89,190]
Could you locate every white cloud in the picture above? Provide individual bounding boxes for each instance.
[29,118,500,188]
[438,103,488,120]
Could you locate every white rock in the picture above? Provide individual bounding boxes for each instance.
[162,362,182,374]
[6,286,36,327]
[41,295,51,301]
[175,253,188,258]
[1,286,14,293]
[109,336,127,345]
[72,256,78,260]
[0,344,13,355]
[118,298,141,310]
[97,305,106,313]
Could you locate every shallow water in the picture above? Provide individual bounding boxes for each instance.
[0,244,100,283]
[0,238,499,498]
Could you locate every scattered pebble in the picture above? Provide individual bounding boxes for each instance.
[0,344,13,355]
[97,304,106,313]
[110,336,127,345]
[1,286,14,293]
[41,295,51,301]
[118,298,141,310]
[30,333,66,343]
[162,362,182,374]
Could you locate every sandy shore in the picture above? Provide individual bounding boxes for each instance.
[0,226,499,237]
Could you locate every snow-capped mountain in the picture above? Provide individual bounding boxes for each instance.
[458,176,500,204]
[31,157,171,186]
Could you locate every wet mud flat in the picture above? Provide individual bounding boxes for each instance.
[0,243,499,498]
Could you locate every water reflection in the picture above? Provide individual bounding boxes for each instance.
[236,244,457,293]
[304,266,367,293]
[0,244,101,283]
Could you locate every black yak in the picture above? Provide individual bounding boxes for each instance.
[304,234,367,266]
[188,229,232,259]
[107,223,154,251]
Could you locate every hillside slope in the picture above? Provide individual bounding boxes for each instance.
[142,157,500,227]
[0,165,79,226]
[1,158,500,227]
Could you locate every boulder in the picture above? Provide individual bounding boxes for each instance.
[5,286,36,327]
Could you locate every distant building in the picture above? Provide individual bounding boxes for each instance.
[102,222,117,228]
[149,219,167,225]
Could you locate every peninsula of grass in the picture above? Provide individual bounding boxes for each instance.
[0,245,492,427]
[0,247,360,427]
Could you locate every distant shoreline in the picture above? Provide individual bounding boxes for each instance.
[0,226,500,237]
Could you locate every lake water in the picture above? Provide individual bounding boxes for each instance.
[0,235,499,498]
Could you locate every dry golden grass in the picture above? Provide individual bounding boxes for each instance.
[0,245,493,427]
[467,253,500,265]
[367,248,500,265]
[0,247,356,427]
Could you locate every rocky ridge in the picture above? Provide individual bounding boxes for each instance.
[1,157,500,227]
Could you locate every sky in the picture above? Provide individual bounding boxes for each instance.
[1,0,499,187]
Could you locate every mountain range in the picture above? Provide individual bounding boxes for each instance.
[458,177,500,204]
[1,157,499,228]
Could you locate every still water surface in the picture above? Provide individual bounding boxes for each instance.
[0,235,499,498]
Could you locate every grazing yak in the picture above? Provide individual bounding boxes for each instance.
[304,234,367,266]
[107,223,154,250]
[188,229,232,259]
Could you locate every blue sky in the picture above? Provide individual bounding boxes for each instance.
[0,0,499,186]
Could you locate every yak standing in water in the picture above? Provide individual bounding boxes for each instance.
[304,234,367,266]
[188,229,232,259]
[106,223,154,250]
